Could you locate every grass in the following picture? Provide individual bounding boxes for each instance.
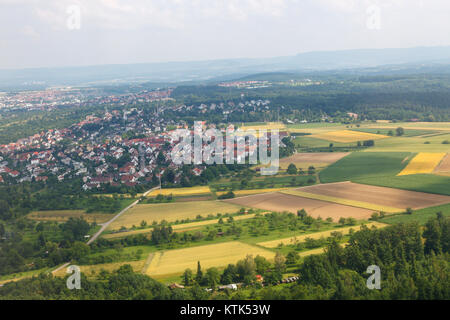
[280,189,402,213]
[144,241,276,277]
[257,222,387,248]
[107,200,243,230]
[397,153,446,175]
[319,152,410,183]
[380,203,450,225]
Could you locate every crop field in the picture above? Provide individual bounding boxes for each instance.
[287,182,450,210]
[278,152,350,170]
[398,153,446,175]
[107,200,242,230]
[144,241,276,277]
[224,192,374,220]
[239,122,286,131]
[350,128,436,137]
[380,203,450,225]
[281,188,402,213]
[359,174,450,196]
[434,153,450,175]
[148,186,212,197]
[27,210,112,223]
[310,130,388,143]
[363,133,450,152]
[258,222,387,248]
[319,152,410,183]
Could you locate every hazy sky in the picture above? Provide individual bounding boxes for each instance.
[1,0,450,69]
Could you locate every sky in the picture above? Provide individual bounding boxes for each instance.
[1,0,450,69]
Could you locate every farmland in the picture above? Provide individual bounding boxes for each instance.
[398,153,446,175]
[309,130,387,143]
[435,153,450,175]
[258,222,387,248]
[147,186,212,197]
[380,203,450,225]
[281,188,402,213]
[107,200,243,230]
[278,152,350,170]
[224,192,374,220]
[319,152,410,183]
[286,182,450,210]
[144,241,275,277]
[27,210,112,223]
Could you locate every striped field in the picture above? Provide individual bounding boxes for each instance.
[280,189,402,213]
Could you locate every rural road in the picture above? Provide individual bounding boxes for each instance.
[86,186,160,245]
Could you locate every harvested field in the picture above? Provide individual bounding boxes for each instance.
[224,192,374,220]
[258,222,387,248]
[290,182,450,210]
[27,210,112,223]
[281,189,401,213]
[108,200,242,230]
[398,152,446,176]
[434,153,450,174]
[279,152,350,169]
[144,241,275,277]
[310,130,388,143]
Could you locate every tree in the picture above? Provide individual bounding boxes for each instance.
[287,163,297,175]
[205,267,220,289]
[274,252,286,273]
[254,255,271,276]
[183,268,193,286]
[195,261,203,283]
[236,255,256,284]
[396,127,405,136]
[0,222,5,238]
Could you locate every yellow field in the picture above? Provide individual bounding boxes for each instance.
[148,186,212,197]
[280,190,402,213]
[258,222,387,248]
[239,122,286,131]
[53,260,146,278]
[107,200,243,230]
[216,188,290,197]
[27,210,112,223]
[144,241,276,276]
[398,152,446,176]
[310,130,388,143]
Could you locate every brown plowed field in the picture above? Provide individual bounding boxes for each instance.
[224,192,374,220]
[435,153,450,173]
[296,182,450,210]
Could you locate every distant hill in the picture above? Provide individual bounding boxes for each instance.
[1,46,450,89]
